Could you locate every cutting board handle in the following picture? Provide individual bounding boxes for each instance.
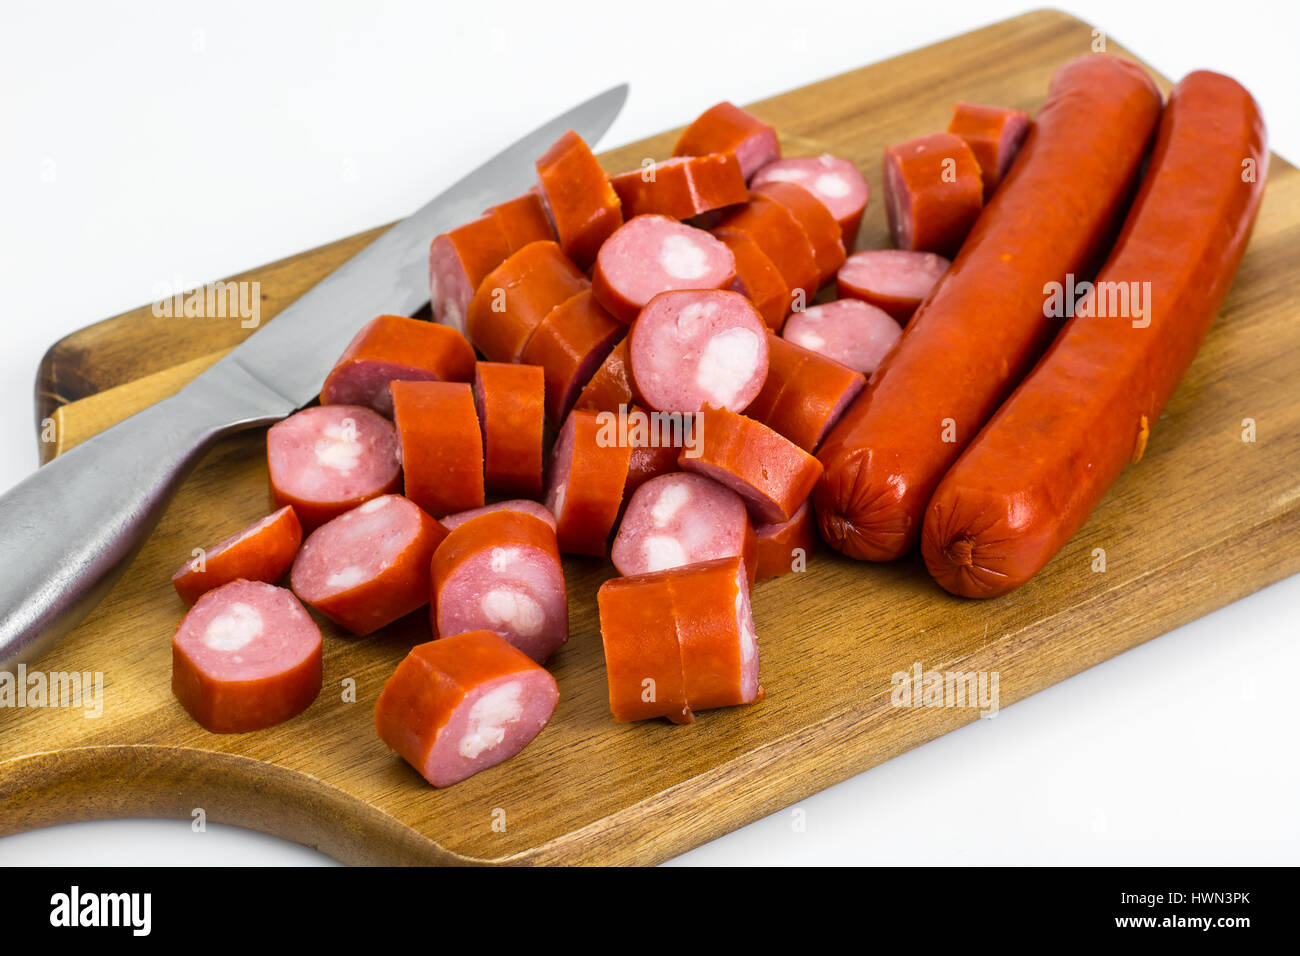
[0,373,285,673]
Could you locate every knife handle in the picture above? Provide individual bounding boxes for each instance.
[0,365,291,673]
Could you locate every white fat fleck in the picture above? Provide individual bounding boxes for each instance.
[650,483,691,527]
[550,483,567,520]
[489,547,523,573]
[642,535,689,572]
[326,566,368,590]
[674,299,717,336]
[814,172,851,198]
[792,329,826,351]
[442,299,462,331]
[762,167,808,183]
[482,588,544,637]
[736,587,757,666]
[458,682,523,760]
[202,602,263,653]
[314,423,362,472]
[658,233,710,280]
[359,496,390,514]
[696,327,761,408]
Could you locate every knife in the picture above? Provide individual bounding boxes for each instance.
[0,84,629,673]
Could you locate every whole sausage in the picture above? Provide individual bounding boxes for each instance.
[922,70,1268,597]
[815,55,1163,562]
[171,580,322,733]
[320,314,476,416]
[374,630,560,788]
[171,505,303,606]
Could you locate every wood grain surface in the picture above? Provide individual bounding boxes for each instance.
[5,9,1298,865]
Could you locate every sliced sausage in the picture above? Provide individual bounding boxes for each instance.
[883,132,984,257]
[466,240,588,363]
[947,103,1032,199]
[610,154,748,220]
[816,55,1163,562]
[374,630,559,788]
[574,339,633,414]
[611,472,755,579]
[290,494,445,635]
[751,181,846,285]
[171,579,322,733]
[441,499,557,533]
[714,194,820,311]
[596,573,693,724]
[519,289,625,426]
[922,70,1267,597]
[673,101,779,181]
[171,505,302,606]
[628,290,769,413]
[755,499,818,581]
[474,362,545,499]
[836,249,951,323]
[624,435,681,496]
[545,408,633,556]
[592,216,737,323]
[390,380,484,517]
[751,154,870,247]
[743,333,864,453]
[679,406,823,524]
[534,129,623,268]
[267,405,401,530]
[782,299,902,374]
[717,232,790,331]
[431,510,569,663]
[665,554,762,710]
[320,315,476,416]
[483,190,555,248]
[427,216,511,333]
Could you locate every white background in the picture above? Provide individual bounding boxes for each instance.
[1,0,1296,866]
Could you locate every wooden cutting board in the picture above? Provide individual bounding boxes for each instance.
[5,9,1298,866]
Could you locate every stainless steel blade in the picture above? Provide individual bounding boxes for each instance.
[213,83,628,413]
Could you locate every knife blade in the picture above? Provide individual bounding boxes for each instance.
[0,84,629,673]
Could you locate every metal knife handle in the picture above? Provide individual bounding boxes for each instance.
[0,363,293,672]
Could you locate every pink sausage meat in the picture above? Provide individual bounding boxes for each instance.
[836,250,951,322]
[592,216,737,323]
[628,290,769,413]
[441,500,558,532]
[751,154,870,244]
[781,299,902,374]
[610,472,754,577]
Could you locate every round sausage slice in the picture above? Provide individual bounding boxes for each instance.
[172,579,322,733]
[545,408,633,556]
[519,289,625,426]
[673,102,779,181]
[666,554,762,710]
[267,405,401,530]
[751,181,846,286]
[781,299,902,374]
[947,103,1032,199]
[427,216,511,333]
[466,240,589,363]
[483,190,555,248]
[441,500,557,533]
[751,154,870,247]
[535,130,623,268]
[431,510,569,663]
[171,505,303,606]
[474,362,545,499]
[754,499,818,581]
[628,290,769,414]
[714,195,820,311]
[744,333,865,452]
[374,630,559,788]
[592,216,737,323]
[611,472,754,579]
[610,154,748,220]
[836,250,951,323]
[679,406,823,524]
[597,573,693,724]
[391,380,484,518]
[320,315,476,416]
[574,339,633,414]
[290,495,446,636]
[883,132,984,256]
